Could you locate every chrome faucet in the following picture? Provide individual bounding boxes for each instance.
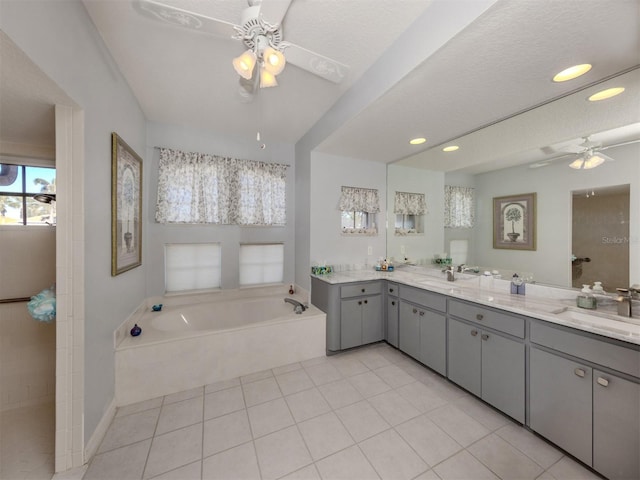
[284,298,306,314]
[616,288,636,317]
[442,266,455,282]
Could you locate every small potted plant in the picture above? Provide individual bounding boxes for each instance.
[505,207,521,242]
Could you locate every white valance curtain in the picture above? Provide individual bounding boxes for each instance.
[338,186,380,213]
[155,148,288,225]
[444,185,475,228]
[394,191,426,215]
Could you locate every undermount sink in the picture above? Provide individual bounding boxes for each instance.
[552,307,640,332]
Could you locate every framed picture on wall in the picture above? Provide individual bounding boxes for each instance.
[493,192,536,250]
[111,132,143,276]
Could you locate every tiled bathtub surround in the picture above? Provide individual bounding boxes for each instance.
[86,343,599,480]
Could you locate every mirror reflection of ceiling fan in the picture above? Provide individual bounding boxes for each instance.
[529,136,640,170]
[134,0,349,101]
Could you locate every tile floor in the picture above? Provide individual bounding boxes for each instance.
[83,343,600,480]
[0,402,55,480]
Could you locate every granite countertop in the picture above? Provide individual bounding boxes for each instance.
[311,267,640,346]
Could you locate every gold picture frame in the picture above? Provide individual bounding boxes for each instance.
[111,133,143,275]
[493,192,536,250]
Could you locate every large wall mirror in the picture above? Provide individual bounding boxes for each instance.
[387,68,639,289]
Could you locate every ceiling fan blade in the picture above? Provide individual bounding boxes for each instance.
[599,138,640,151]
[284,43,349,84]
[257,0,293,26]
[134,0,238,38]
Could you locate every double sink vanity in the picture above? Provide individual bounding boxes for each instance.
[311,267,640,480]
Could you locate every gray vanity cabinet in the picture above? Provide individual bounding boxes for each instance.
[339,282,383,349]
[398,286,447,375]
[447,300,525,423]
[385,282,399,348]
[593,369,640,480]
[529,347,593,466]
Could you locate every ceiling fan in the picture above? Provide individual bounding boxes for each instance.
[529,136,640,170]
[134,0,349,100]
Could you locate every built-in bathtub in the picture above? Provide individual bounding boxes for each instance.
[115,286,326,406]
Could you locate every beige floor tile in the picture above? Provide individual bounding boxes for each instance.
[275,368,315,396]
[546,456,601,480]
[335,400,390,442]
[285,387,331,422]
[297,412,354,461]
[144,424,203,479]
[272,362,302,376]
[413,470,442,480]
[116,397,163,418]
[279,464,321,480]
[98,408,160,453]
[427,404,490,447]
[254,426,313,480]
[396,381,447,413]
[453,395,511,432]
[373,364,416,388]
[242,377,282,407]
[348,371,391,398]
[149,460,201,479]
[315,445,380,480]
[395,414,462,467]
[240,368,274,384]
[247,397,295,438]
[354,350,392,370]
[204,377,240,394]
[318,378,364,410]
[433,450,499,480]
[468,433,544,480]
[359,429,429,480]
[84,439,151,480]
[203,409,252,457]
[203,386,244,420]
[368,390,421,426]
[304,362,343,386]
[327,355,370,377]
[496,424,563,469]
[163,387,203,406]
[202,442,260,480]
[156,396,203,435]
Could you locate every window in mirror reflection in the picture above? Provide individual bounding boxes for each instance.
[394,191,425,235]
[444,186,475,228]
[395,214,423,235]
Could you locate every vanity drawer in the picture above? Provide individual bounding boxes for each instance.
[341,281,382,298]
[531,321,640,378]
[400,285,446,312]
[386,282,399,296]
[448,299,525,338]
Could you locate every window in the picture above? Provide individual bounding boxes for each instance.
[0,163,56,225]
[165,243,221,292]
[339,186,380,235]
[444,186,475,228]
[394,191,425,235]
[239,244,284,286]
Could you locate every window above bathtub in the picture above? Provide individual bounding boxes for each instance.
[165,243,221,293]
[239,243,284,286]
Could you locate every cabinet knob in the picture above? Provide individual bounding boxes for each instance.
[364,300,368,304]
[389,288,394,293]
[574,368,586,378]
[413,308,418,314]
[419,311,425,316]
[597,377,609,387]
[471,330,478,336]
[391,301,396,306]
[358,301,362,305]
[361,288,366,293]
[476,314,484,321]
[481,333,489,341]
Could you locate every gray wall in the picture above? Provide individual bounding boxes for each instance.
[0,0,147,442]
[145,122,296,295]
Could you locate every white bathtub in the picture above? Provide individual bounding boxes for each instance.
[115,287,326,405]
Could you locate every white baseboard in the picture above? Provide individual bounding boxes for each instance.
[84,396,116,463]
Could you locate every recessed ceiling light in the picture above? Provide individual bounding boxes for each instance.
[442,145,459,152]
[588,87,625,102]
[409,137,426,145]
[552,64,592,82]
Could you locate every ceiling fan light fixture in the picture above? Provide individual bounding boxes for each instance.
[552,63,592,82]
[588,87,625,102]
[233,49,257,80]
[263,46,286,76]
[583,154,605,169]
[569,158,584,169]
[259,67,278,88]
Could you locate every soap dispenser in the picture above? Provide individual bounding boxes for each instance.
[576,285,597,309]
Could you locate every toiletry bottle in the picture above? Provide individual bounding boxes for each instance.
[510,274,520,294]
[577,285,597,309]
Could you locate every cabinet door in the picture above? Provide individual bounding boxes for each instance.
[386,296,399,347]
[481,331,525,423]
[529,347,592,466]
[399,301,420,359]
[340,298,362,350]
[447,318,481,396]
[593,370,640,480]
[362,295,383,344]
[419,310,446,376]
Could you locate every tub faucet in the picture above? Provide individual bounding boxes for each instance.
[285,298,306,314]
